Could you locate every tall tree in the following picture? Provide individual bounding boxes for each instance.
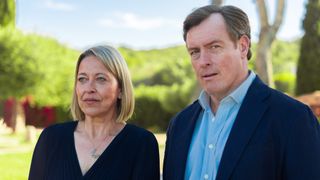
[211,0,223,5]
[296,0,320,95]
[0,0,15,27]
[255,0,285,87]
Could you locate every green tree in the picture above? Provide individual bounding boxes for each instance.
[296,0,320,95]
[0,27,78,106]
[0,27,42,132]
[0,0,15,27]
[0,28,42,98]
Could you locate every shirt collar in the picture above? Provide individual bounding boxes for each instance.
[198,71,256,110]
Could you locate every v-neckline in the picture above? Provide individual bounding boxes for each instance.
[70,121,129,178]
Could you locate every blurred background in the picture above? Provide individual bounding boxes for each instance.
[1,0,320,179]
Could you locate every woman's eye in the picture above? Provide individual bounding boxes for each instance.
[97,77,106,82]
[78,77,87,83]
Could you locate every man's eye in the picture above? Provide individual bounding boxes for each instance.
[210,44,220,49]
[189,50,200,60]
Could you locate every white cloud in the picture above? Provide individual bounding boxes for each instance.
[44,0,75,11]
[98,12,180,30]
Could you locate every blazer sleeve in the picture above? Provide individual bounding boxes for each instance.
[132,131,160,180]
[28,128,50,180]
[284,106,320,179]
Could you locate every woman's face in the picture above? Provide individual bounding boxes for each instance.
[76,55,121,119]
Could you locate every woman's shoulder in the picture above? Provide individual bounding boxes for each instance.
[40,121,77,139]
[35,121,77,148]
[125,124,154,136]
[123,124,158,143]
[44,120,77,132]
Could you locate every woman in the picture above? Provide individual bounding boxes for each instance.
[29,45,160,180]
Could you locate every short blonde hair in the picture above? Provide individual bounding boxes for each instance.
[70,45,134,123]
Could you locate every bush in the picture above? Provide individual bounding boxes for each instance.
[131,95,173,132]
[274,73,295,95]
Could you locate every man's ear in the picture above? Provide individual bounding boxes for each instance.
[239,35,250,59]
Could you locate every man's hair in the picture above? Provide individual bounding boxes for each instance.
[183,5,252,60]
[70,45,134,123]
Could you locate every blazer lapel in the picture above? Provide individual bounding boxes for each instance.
[216,77,271,180]
[174,102,202,180]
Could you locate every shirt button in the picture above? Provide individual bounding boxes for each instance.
[204,174,209,179]
[208,144,214,149]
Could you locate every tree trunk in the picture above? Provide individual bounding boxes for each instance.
[211,0,223,5]
[255,0,285,87]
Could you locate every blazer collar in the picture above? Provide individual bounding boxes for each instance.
[216,76,271,180]
[173,101,202,180]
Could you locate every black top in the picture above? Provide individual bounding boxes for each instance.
[29,121,160,180]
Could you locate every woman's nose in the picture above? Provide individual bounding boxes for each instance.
[84,80,96,93]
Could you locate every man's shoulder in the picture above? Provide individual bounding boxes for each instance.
[268,88,308,111]
[250,76,308,111]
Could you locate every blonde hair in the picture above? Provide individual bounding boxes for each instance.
[70,45,134,122]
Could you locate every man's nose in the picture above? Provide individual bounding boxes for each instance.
[199,51,211,67]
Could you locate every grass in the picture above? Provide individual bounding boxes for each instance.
[0,129,166,179]
[0,128,36,180]
[0,152,33,179]
[155,133,166,171]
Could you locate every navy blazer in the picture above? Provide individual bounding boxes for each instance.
[163,76,320,180]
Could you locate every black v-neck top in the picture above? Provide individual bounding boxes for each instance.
[28,121,160,180]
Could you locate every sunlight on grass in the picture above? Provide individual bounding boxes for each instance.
[155,133,166,172]
[0,152,33,180]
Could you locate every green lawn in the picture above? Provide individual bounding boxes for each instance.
[0,130,36,180]
[0,152,33,180]
[0,131,166,179]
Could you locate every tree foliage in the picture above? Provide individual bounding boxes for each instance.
[272,40,299,94]
[120,46,196,131]
[296,0,320,95]
[0,0,15,27]
[0,28,42,98]
[0,27,78,107]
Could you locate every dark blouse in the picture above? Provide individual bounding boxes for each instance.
[28,121,160,180]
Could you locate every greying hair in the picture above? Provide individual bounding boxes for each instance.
[183,5,252,60]
[70,45,134,123]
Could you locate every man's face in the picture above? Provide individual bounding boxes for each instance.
[186,13,249,100]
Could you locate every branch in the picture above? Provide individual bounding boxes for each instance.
[211,0,223,6]
[272,0,285,34]
[256,0,269,28]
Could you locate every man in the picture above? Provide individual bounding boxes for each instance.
[163,5,320,180]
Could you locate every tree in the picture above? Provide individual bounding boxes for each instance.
[296,0,320,95]
[211,0,223,5]
[0,28,42,99]
[255,0,285,87]
[0,0,15,27]
[0,28,42,132]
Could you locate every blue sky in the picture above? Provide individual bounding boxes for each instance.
[16,0,307,50]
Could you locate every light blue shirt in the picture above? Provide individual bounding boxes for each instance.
[184,71,256,180]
